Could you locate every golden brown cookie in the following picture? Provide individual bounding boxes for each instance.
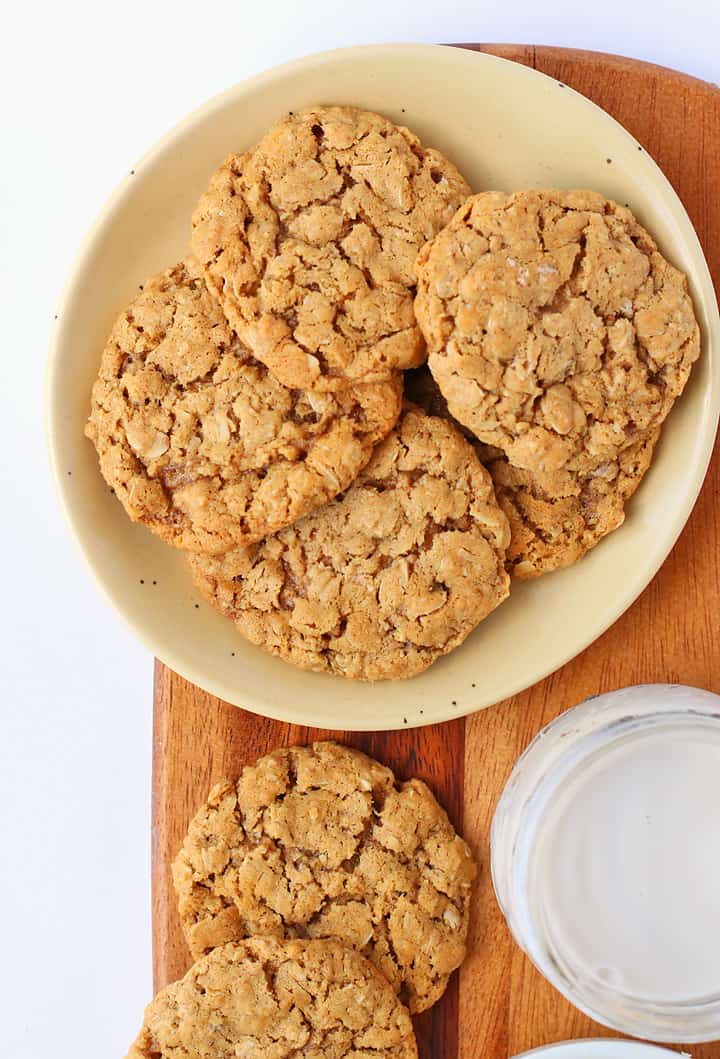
[415,189,700,475]
[85,258,401,555]
[191,106,470,391]
[172,742,477,1013]
[490,428,660,579]
[188,407,511,679]
[126,937,418,1059]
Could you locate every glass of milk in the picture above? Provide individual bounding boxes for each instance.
[492,684,720,1043]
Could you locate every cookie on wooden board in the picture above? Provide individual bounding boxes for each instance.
[85,258,401,554]
[188,406,511,680]
[172,741,477,1013]
[191,106,471,391]
[126,937,418,1059]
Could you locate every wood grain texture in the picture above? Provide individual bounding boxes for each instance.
[152,46,720,1059]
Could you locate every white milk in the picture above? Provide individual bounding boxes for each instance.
[491,685,720,1042]
[531,721,720,1002]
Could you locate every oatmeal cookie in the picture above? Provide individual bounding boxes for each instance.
[490,429,659,578]
[126,937,417,1059]
[85,258,401,554]
[415,189,699,475]
[188,407,510,679]
[172,742,476,1013]
[191,106,470,391]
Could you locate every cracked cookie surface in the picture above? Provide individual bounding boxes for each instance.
[126,937,418,1058]
[188,407,511,679]
[191,106,470,391]
[172,742,477,1013]
[85,258,401,554]
[415,189,699,475]
[489,428,659,578]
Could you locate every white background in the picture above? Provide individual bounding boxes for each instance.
[1,2,717,1056]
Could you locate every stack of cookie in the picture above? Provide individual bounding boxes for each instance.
[86,106,700,679]
[86,105,513,680]
[126,742,477,1058]
[414,189,700,578]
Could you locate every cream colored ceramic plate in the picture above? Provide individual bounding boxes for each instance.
[47,44,719,730]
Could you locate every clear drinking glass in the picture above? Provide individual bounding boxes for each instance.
[492,684,720,1043]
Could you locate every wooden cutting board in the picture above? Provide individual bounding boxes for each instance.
[152,45,720,1058]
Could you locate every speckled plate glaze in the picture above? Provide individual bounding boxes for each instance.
[47,44,719,730]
